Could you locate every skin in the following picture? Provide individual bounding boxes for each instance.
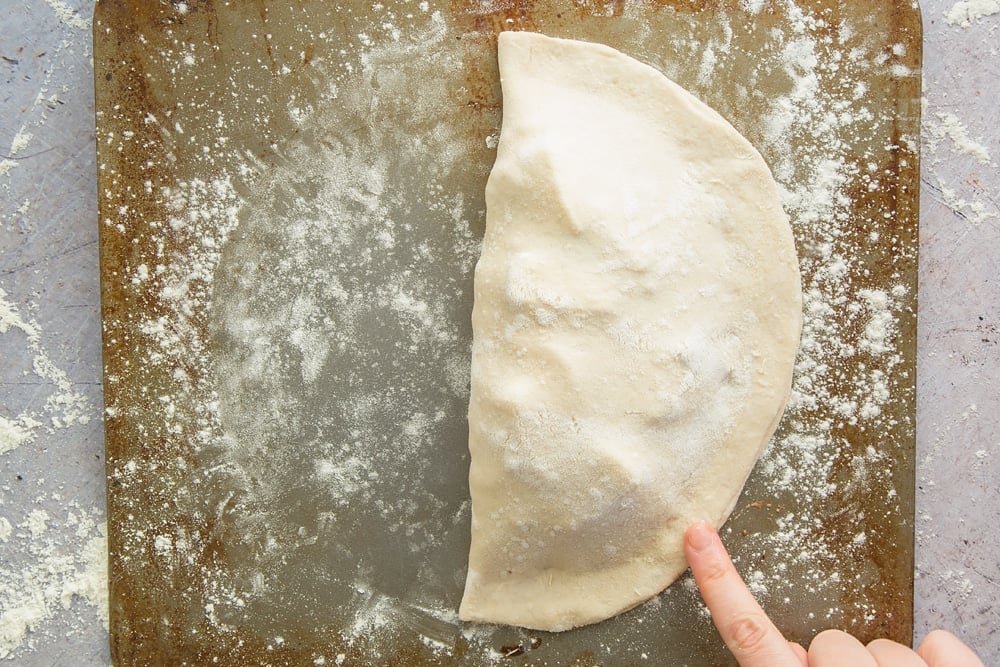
[684,521,986,667]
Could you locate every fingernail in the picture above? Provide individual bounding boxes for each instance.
[687,520,717,553]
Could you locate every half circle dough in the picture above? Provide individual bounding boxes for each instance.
[459,31,802,632]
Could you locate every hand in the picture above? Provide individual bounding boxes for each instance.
[684,521,986,667]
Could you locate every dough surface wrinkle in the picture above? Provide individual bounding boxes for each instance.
[460,31,802,632]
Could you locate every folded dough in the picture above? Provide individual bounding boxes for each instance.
[459,31,802,632]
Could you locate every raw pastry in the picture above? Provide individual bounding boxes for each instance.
[460,31,802,632]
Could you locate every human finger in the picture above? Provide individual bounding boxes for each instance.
[917,630,986,667]
[685,521,802,667]
[867,638,928,667]
[788,640,809,665]
[808,629,877,667]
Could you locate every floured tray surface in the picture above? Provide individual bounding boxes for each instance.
[95,0,920,664]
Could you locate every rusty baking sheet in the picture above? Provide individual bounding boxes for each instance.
[95,0,920,664]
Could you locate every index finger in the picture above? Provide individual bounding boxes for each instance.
[685,521,803,667]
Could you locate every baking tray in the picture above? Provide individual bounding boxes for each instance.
[95,0,921,664]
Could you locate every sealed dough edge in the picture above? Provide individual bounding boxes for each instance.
[460,31,802,632]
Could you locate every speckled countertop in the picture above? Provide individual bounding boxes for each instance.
[1,1,997,664]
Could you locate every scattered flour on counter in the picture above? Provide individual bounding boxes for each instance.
[921,99,998,224]
[0,289,93,452]
[8,129,33,156]
[928,112,993,166]
[0,502,107,660]
[42,0,91,31]
[2,1,107,663]
[0,3,92,183]
[0,290,41,343]
[0,129,34,178]
[0,289,92,437]
[937,569,975,601]
[0,416,40,455]
[0,286,103,660]
[944,0,1000,26]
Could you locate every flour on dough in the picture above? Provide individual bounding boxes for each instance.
[459,31,802,632]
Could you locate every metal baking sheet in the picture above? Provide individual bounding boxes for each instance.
[95,0,921,664]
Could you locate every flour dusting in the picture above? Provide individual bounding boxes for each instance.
[1,291,103,660]
[658,1,918,638]
[0,290,93,447]
[928,112,993,166]
[921,97,998,225]
[944,0,1000,26]
[0,502,107,660]
[97,0,918,662]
